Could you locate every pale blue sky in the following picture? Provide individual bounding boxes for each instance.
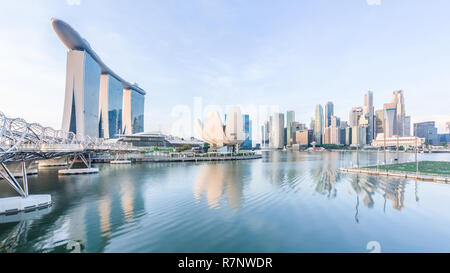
[0,0,449,137]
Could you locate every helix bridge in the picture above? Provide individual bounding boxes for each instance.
[0,111,137,215]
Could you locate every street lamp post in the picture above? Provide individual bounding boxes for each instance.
[415,123,419,175]
[383,114,387,165]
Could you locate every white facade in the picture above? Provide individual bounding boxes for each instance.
[61,50,101,137]
[270,113,284,149]
[225,106,245,145]
[349,107,363,127]
[372,135,425,147]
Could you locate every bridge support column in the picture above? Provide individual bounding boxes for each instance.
[0,162,27,197]
[0,161,51,216]
[110,152,131,164]
[58,153,99,175]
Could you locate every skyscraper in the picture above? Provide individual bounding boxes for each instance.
[392,90,405,136]
[447,122,450,133]
[261,120,270,148]
[315,105,324,145]
[325,102,334,128]
[242,114,252,149]
[364,91,375,142]
[225,106,245,146]
[270,113,285,149]
[99,74,123,138]
[375,109,384,137]
[414,121,439,145]
[404,116,411,137]
[349,107,363,127]
[331,115,340,127]
[286,110,295,146]
[383,103,397,138]
[52,18,146,138]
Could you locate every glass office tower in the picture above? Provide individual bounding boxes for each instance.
[99,74,123,138]
[63,50,101,137]
[131,91,145,134]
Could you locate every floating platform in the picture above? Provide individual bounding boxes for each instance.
[0,206,52,224]
[11,169,38,178]
[110,160,131,164]
[0,195,52,215]
[39,159,68,168]
[58,168,99,175]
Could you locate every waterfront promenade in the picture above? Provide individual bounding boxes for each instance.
[340,161,450,183]
[93,152,262,163]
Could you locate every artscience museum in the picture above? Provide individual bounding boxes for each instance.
[195,106,245,150]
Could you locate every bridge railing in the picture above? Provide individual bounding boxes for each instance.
[0,110,137,162]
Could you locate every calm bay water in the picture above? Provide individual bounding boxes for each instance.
[1,151,450,253]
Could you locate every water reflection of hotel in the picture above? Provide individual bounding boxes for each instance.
[0,170,145,253]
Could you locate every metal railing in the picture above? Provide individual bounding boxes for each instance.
[0,111,136,163]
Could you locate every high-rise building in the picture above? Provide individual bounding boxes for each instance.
[99,74,123,138]
[375,109,384,137]
[404,116,411,137]
[296,130,313,147]
[364,91,375,142]
[339,128,346,145]
[261,120,270,148]
[352,126,368,147]
[330,126,340,145]
[414,121,439,145]
[392,90,406,136]
[289,121,302,145]
[225,106,245,146]
[331,115,340,127]
[446,122,450,133]
[383,103,397,138]
[325,102,334,127]
[349,107,363,127]
[323,126,331,145]
[123,88,145,135]
[286,110,295,146]
[241,114,252,149]
[52,18,146,138]
[270,113,285,149]
[345,127,352,146]
[315,105,324,145]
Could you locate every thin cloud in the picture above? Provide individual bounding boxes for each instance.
[67,0,81,6]
[366,0,381,5]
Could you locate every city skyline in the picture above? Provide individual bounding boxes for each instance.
[1,1,450,136]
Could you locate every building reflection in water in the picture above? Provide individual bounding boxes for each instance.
[349,174,406,212]
[194,163,245,211]
[98,197,111,237]
[0,207,51,253]
[120,175,135,223]
[0,164,147,253]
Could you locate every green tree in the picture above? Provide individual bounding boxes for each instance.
[203,142,210,152]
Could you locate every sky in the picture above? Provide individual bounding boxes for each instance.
[0,0,449,141]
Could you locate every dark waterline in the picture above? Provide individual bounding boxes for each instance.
[1,151,450,253]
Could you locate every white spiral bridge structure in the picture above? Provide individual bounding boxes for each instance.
[0,111,137,215]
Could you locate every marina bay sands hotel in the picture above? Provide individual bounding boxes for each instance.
[51,18,147,138]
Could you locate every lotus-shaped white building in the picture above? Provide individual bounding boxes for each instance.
[195,106,245,150]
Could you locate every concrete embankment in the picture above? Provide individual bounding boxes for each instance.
[93,154,263,163]
[340,168,450,183]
